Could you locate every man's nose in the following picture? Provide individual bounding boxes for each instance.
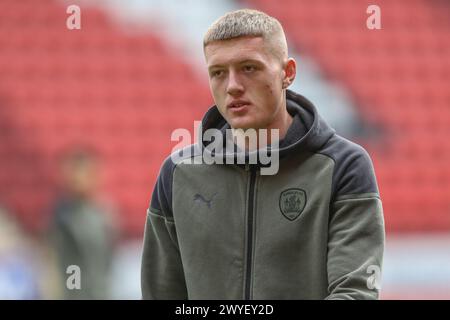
[226,70,244,96]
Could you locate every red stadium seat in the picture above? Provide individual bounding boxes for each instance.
[246,0,450,231]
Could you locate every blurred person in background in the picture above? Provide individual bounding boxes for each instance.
[0,206,41,299]
[48,146,119,299]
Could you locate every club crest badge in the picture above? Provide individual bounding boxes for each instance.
[279,188,307,221]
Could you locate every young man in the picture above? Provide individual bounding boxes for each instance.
[141,9,385,299]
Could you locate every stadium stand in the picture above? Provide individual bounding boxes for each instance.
[0,0,449,238]
[245,0,450,231]
[0,0,211,235]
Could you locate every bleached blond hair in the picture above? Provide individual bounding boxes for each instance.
[203,9,288,62]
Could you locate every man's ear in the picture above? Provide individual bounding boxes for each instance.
[282,58,296,89]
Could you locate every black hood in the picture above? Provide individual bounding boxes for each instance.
[198,89,335,163]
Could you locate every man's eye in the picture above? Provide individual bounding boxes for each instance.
[211,70,224,77]
[243,65,256,73]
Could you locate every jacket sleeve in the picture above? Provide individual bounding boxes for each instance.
[325,143,385,300]
[141,157,188,299]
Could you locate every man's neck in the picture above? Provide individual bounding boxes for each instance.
[231,108,293,151]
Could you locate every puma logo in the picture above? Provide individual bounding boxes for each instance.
[194,192,217,208]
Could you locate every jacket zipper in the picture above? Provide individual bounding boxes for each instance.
[244,164,257,300]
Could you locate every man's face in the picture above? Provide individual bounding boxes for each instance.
[204,36,286,130]
[61,157,98,197]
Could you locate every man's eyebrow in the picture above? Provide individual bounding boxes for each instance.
[208,59,263,70]
[237,59,263,65]
[208,64,225,71]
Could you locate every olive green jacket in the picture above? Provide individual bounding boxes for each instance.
[141,90,385,299]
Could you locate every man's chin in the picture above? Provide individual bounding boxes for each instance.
[227,116,257,130]
[228,121,257,130]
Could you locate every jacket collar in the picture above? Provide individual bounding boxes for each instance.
[198,89,335,162]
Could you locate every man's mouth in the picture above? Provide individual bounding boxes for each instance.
[227,100,251,112]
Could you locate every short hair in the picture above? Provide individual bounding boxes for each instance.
[58,144,99,168]
[203,9,288,60]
